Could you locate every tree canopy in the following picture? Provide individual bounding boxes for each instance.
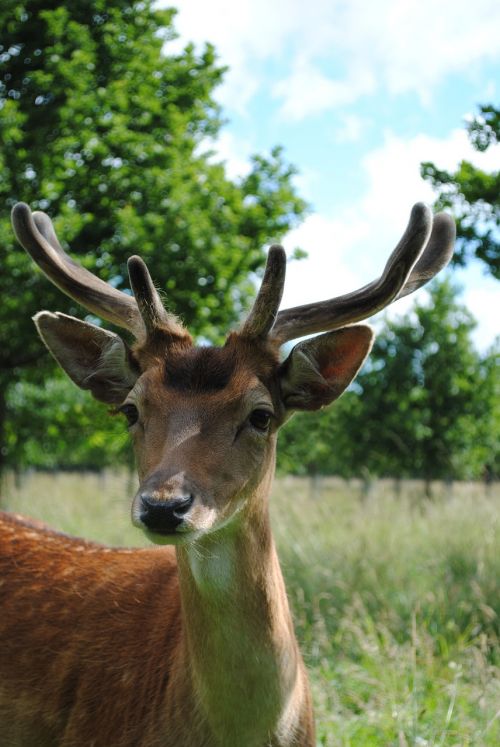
[0,0,306,364]
[278,281,498,482]
[0,0,306,466]
[421,105,500,278]
[1,5,495,481]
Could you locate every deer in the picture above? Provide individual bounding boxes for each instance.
[0,201,454,746]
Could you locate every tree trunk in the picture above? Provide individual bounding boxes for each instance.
[0,384,7,503]
[309,473,322,501]
[0,384,7,476]
[424,477,433,499]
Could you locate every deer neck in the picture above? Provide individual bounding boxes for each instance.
[175,470,304,745]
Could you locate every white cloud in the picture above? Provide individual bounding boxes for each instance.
[279,128,500,349]
[200,131,254,180]
[463,283,499,350]
[166,0,500,116]
[290,167,319,205]
[358,129,500,280]
[272,58,375,120]
[163,0,499,348]
[164,0,299,112]
[334,114,369,144]
[281,213,366,311]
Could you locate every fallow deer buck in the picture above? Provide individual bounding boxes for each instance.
[0,201,454,746]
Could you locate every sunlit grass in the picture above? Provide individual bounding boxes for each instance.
[2,473,499,745]
[1,469,142,546]
[274,478,499,745]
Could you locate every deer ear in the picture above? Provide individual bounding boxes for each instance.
[34,312,139,405]
[279,325,374,411]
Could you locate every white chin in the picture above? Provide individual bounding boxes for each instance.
[142,528,191,546]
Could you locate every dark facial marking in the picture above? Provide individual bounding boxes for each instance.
[164,346,237,393]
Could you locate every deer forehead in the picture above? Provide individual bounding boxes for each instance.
[130,348,277,426]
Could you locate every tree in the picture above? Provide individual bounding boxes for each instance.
[5,373,131,470]
[278,281,498,483]
[339,281,497,483]
[0,0,306,468]
[421,105,500,278]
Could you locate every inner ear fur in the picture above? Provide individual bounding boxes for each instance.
[279,325,374,411]
[34,312,139,404]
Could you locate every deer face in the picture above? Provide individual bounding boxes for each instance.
[114,330,374,542]
[125,345,281,542]
[28,309,373,543]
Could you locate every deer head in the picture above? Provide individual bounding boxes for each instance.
[11,202,454,543]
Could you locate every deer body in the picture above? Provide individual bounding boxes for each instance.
[0,506,312,746]
[0,514,182,747]
[1,201,454,745]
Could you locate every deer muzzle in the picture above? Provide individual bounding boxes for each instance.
[138,493,194,534]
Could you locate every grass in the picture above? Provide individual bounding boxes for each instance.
[2,472,499,746]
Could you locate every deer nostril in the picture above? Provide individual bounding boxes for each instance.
[139,494,194,534]
[172,494,194,519]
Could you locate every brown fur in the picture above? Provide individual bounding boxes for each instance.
[1,306,378,747]
[0,317,378,745]
[0,334,320,747]
[0,513,181,746]
[0,495,314,746]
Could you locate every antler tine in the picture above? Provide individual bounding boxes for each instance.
[396,212,455,298]
[127,256,184,337]
[270,203,443,344]
[241,245,287,339]
[12,202,144,336]
[32,210,65,252]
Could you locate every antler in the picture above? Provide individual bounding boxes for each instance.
[269,203,455,344]
[14,200,454,350]
[11,203,184,340]
[240,245,287,339]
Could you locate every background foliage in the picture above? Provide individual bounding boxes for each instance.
[278,281,499,483]
[0,0,306,467]
[0,2,498,480]
[421,105,500,278]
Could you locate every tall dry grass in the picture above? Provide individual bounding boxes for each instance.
[2,472,499,745]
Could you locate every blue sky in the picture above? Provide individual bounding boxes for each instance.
[163,0,499,349]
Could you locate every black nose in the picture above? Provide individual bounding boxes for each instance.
[139,494,194,534]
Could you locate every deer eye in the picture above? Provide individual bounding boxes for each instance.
[249,409,272,432]
[119,403,139,427]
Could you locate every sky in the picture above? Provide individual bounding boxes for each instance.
[162,0,499,350]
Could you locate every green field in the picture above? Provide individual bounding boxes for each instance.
[2,472,499,746]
